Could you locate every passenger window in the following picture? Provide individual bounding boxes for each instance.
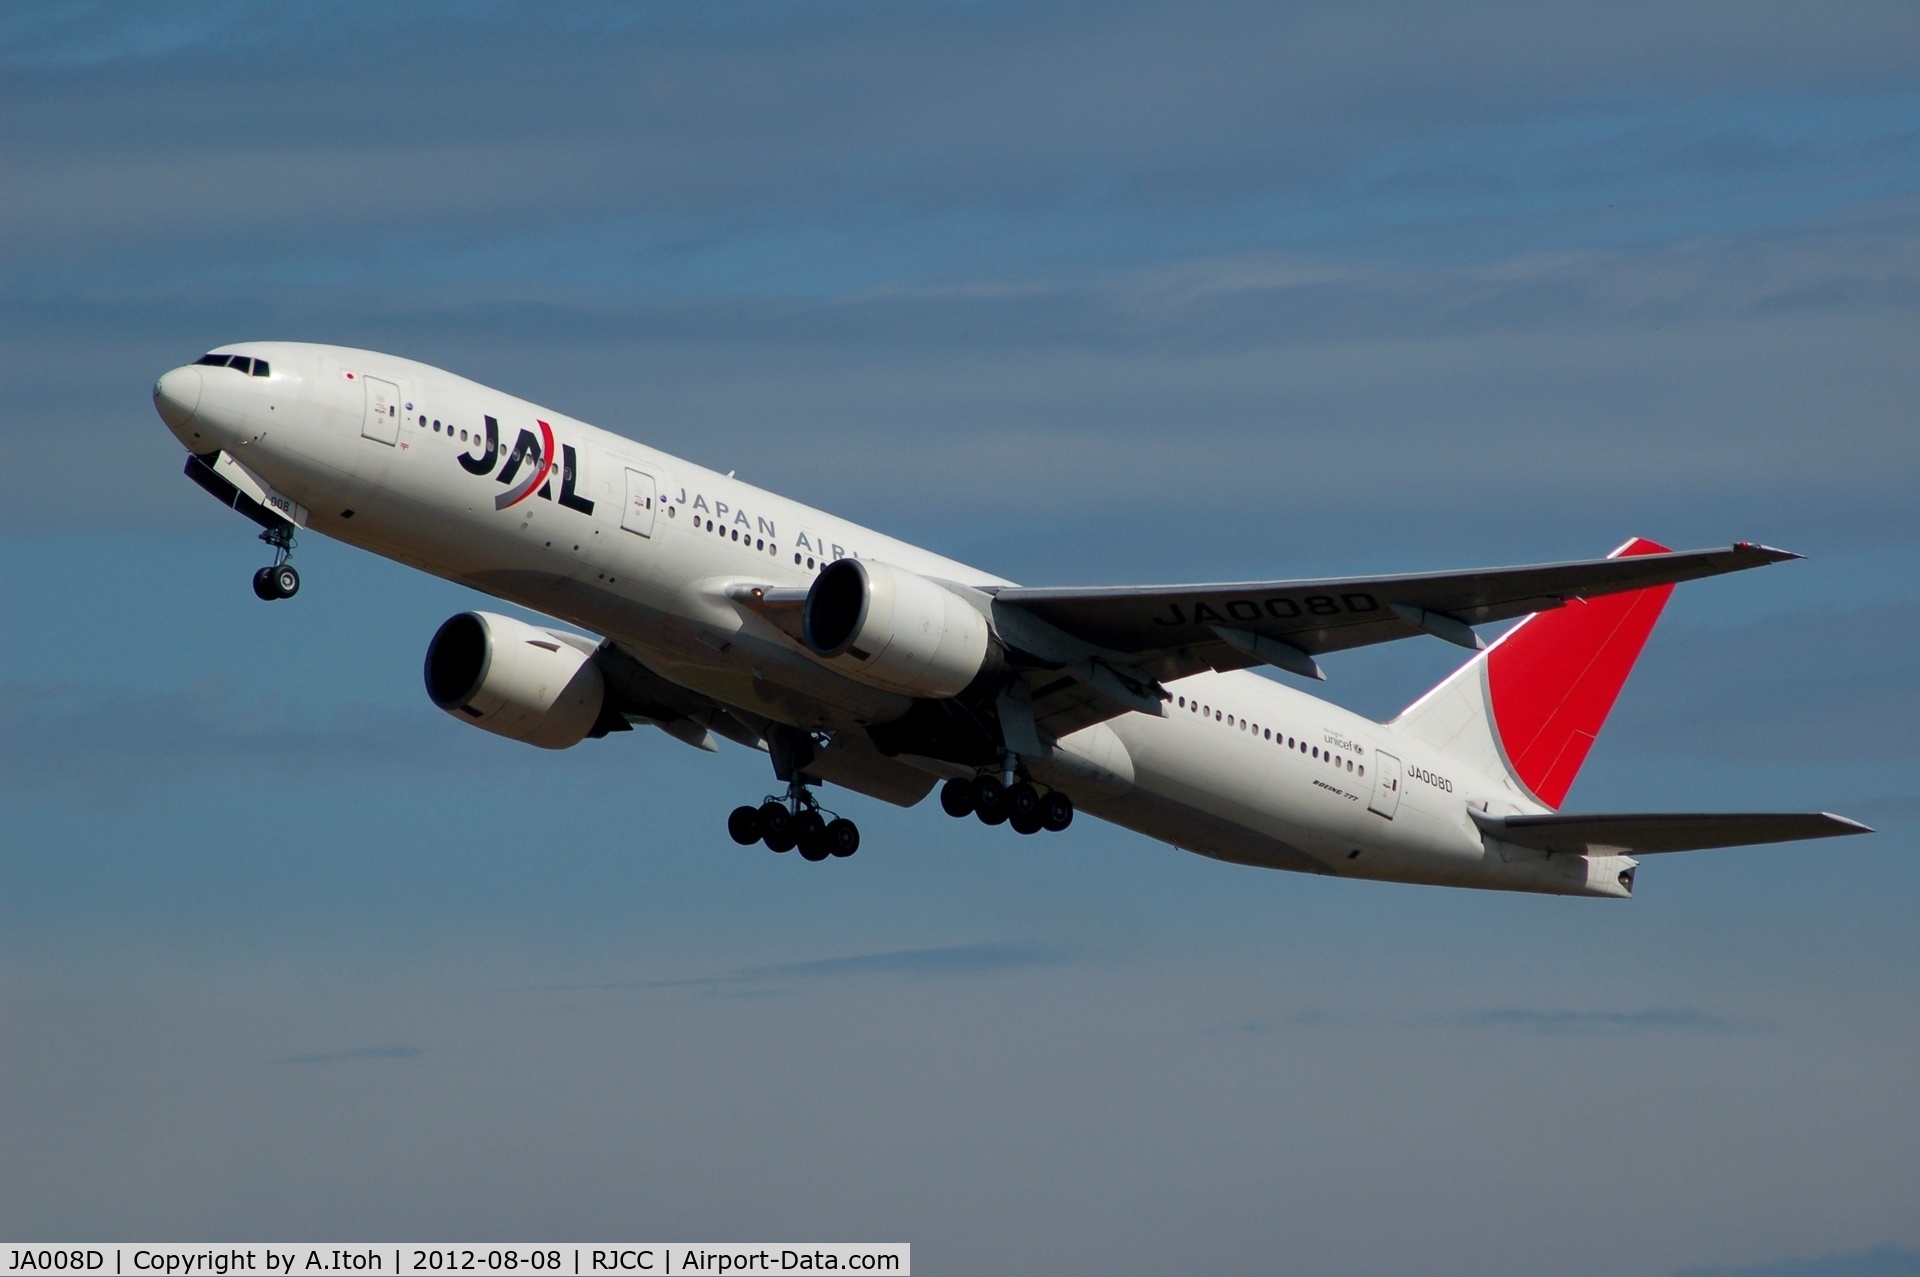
[252,360,270,377]
[1358,765,1365,777]
[1264,729,1271,740]
[1312,747,1319,759]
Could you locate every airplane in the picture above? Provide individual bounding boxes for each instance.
[151,342,1868,896]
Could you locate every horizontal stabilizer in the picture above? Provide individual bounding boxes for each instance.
[1472,810,1871,855]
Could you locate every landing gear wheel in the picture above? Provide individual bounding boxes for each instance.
[795,811,829,861]
[759,801,794,852]
[940,779,975,818]
[1040,791,1074,832]
[973,775,1007,826]
[253,524,299,601]
[1007,782,1040,822]
[1010,808,1044,835]
[727,805,762,845]
[826,818,860,857]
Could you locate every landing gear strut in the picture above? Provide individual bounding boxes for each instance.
[727,779,859,862]
[939,772,1074,836]
[251,524,299,601]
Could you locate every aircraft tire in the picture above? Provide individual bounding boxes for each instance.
[759,801,794,851]
[939,779,975,818]
[826,818,860,857]
[1007,782,1040,822]
[272,565,300,598]
[796,811,829,861]
[1010,809,1044,835]
[252,567,278,601]
[972,775,1006,824]
[727,805,762,845]
[1040,791,1074,832]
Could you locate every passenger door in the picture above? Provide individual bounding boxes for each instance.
[1368,750,1403,820]
[361,376,400,445]
[621,468,658,538]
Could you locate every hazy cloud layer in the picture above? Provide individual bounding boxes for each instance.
[1611,602,1920,760]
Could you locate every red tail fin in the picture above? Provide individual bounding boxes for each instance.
[1485,537,1673,808]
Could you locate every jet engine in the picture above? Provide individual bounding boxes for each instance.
[424,611,606,749]
[802,559,995,698]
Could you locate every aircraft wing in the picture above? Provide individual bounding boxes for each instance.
[1470,810,1871,855]
[989,542,1796,738]
[995,542,1794,674]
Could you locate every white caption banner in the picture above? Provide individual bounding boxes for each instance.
[1,1247,908,1277]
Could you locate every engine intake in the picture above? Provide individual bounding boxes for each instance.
[424,611,606,749]
[802,559,994,698]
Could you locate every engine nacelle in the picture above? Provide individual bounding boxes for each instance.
[424,611,605,749]
[802,559,994,698]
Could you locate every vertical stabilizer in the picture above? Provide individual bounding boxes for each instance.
[1391,538,1674,809]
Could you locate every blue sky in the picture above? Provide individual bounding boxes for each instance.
[2,4,1918,1273]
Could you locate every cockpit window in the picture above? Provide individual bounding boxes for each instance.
[194,353,265,375]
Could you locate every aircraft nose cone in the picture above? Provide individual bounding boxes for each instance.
[153,366,202,432]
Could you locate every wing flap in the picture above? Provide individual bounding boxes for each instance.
[1472,810,1871,855]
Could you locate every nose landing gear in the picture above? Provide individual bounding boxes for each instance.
[251,525,300,600]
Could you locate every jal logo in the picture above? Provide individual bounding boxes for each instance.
[459,415,595,515]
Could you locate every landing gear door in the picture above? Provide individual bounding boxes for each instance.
[361,376,400,445]
[1368,750,1403,820]
[621,468,657,537]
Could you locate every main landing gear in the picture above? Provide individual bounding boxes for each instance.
[939,773,1073,836]
[727,781,860,863]
[251,524,300,601]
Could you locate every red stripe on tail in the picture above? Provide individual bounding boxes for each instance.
[1485,538,1673,809]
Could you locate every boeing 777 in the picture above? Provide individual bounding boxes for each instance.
[151,343,1868,896]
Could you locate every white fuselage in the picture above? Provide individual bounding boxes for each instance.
[157,342,1624,897]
